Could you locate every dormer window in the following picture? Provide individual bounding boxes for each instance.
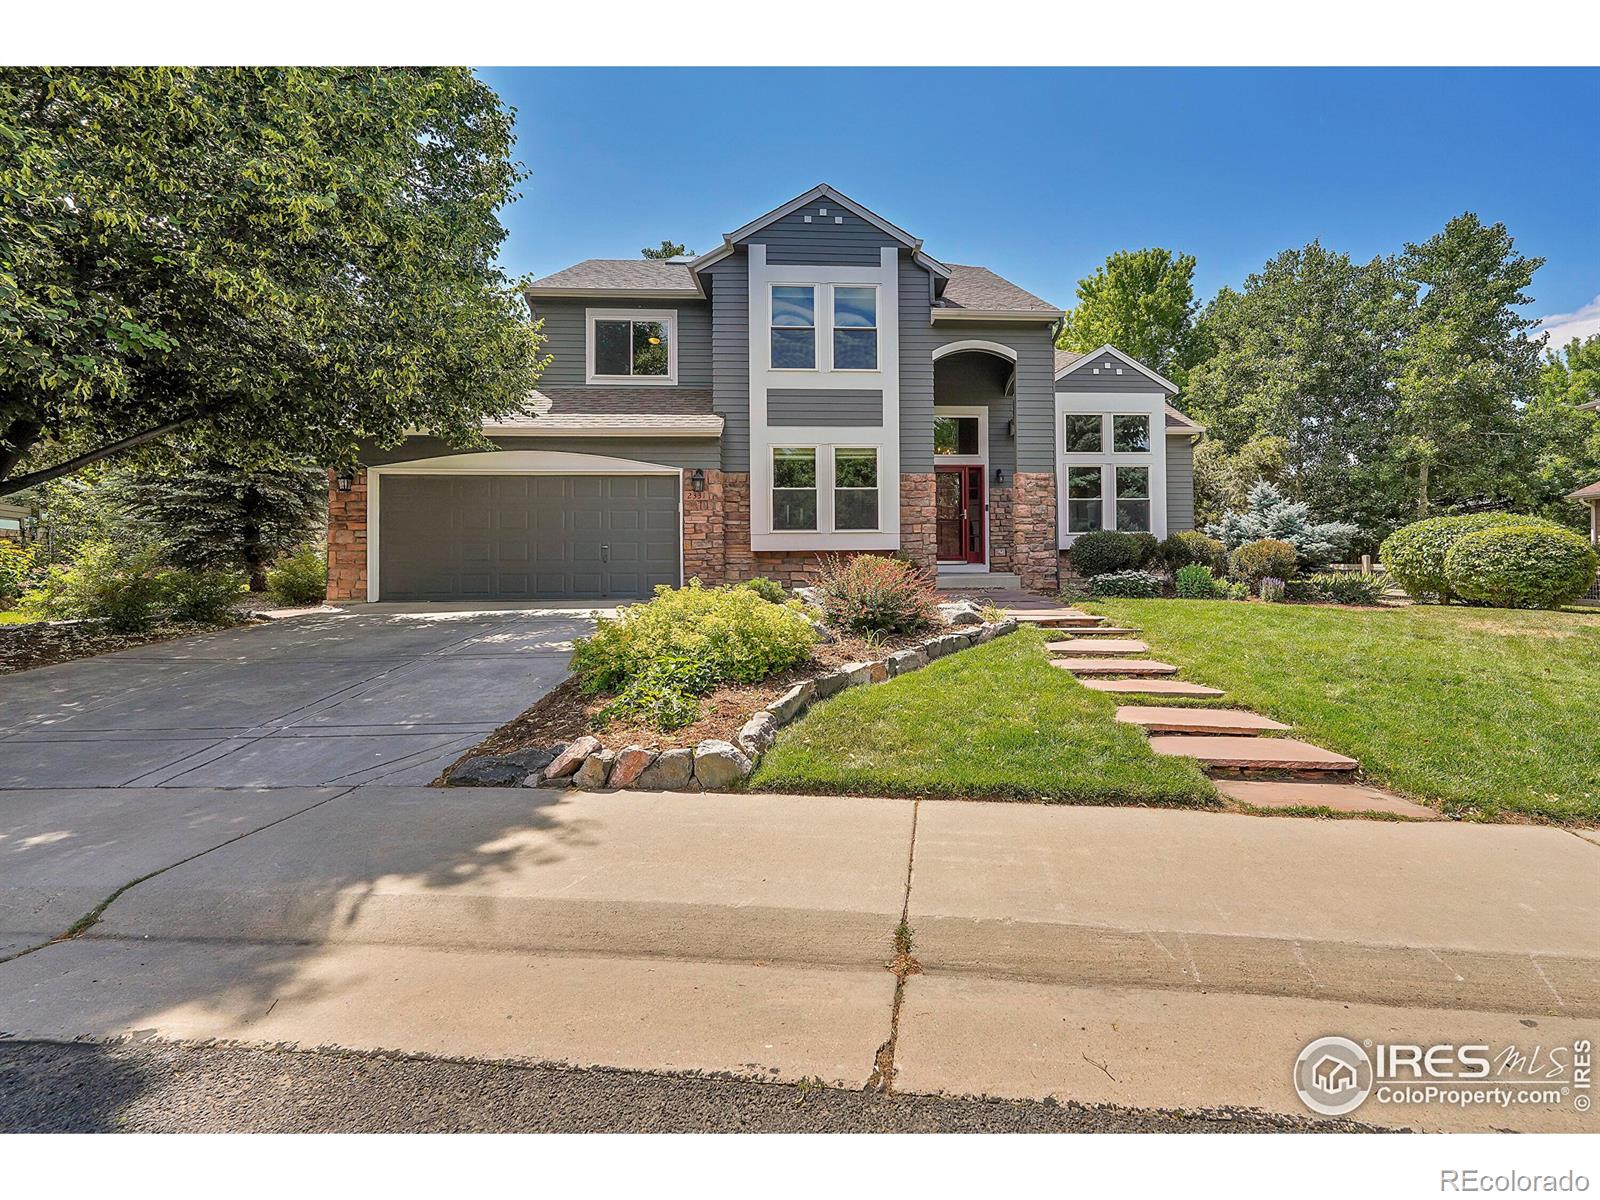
[586,309,677,384]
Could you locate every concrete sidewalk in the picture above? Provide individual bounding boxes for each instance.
[1,785,1595,1131]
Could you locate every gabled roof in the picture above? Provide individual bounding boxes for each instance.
[1055,346,1202,433]
[1568,479,1600,501]
[688,183,951,282]
[932,265,1059,321]
[524,259,699,298]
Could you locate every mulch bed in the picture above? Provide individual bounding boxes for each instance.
[447,628,931,772]
[0,617,260,674]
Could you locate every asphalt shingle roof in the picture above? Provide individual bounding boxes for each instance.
[486,387,722,435]
[526,259,695,291]
[938,265,1058,314]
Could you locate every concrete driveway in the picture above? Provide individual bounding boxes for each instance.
[0,603,602,789]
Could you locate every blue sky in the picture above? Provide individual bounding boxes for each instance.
[478,68,1600,341]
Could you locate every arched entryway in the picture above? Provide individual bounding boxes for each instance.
[931,343,1018,573]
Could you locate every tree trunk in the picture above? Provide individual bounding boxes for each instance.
[242,484,266,592]
[1415,461,1430,520]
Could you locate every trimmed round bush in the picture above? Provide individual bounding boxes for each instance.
[1228,538,1298,586]
[1174,562,1221,599]
[811,554,940,637]
[1087,569,1164,598]
[1066,530,1156,578]
[1158,530,1227,574]
[1442,525,1598,610]
[1379,512,1566,602]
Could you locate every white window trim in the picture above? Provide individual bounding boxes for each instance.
[1055,392,1168,548]
[832,446,882,532]
[831,284,880,373]
[585,308,679,386]
[364,449,684,603]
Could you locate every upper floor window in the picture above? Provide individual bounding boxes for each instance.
[1113,414,1151,453]
[587,309,676,384]
[771,286,816,369]
[1064,414,1102,453]
[832,287,878,370]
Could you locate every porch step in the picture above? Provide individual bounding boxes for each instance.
[936,571,1023,591]
[1147,735,1358,774]
[1115,705,1288,736]
[1214,779,1439,820]
[1046,638,1149,655]
[1050,658,1177,676]
[1080,678,1226,697]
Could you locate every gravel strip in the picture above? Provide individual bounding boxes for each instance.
[0,1039,1382,1133]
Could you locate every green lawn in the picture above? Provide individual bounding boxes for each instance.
[1087,599,1600,824]
[749,624,1216,807]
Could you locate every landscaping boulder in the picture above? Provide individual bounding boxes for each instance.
[608,745,657,789]
[839,660,878,688]
[449,754,534,788]
[794,586,822,607]
[972,623,997,644]
[737,711,778,757]
[636,747,693,790]
[937,599,984,626]
[766,680,816,725]
[812,668,851,700]
[993,617,1018,637]
[572,748,615,791]
[692,739,752,790]
[885,647,927,677]
[543,735,600,782]
[806,617,837,644]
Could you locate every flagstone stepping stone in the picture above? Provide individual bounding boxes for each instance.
[1148,735,1357,773]
[1009,611,1106,628]
[1115,705,1288,735]
[1214,779,1440,820]
[1050,658,1177,675]
[1080,678,1226,697]
[1058,626,1141,637]
[1046,638,1150,655]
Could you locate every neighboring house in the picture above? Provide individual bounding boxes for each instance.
[326,184,1202,602]
[1570,479,1600,546]
[0,500,28,544]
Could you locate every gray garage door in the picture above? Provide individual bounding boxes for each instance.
[377,474,681,601]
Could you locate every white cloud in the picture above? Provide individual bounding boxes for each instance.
[1535,294,1600,348]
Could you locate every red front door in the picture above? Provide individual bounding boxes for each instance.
[935,466,986,564]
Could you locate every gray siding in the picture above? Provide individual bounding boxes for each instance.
[767,389,883,427]
[1165,434,1196,533]
[739,206,903,266]
[529,296,711,387]
[705,257,750,472]
[1057,355,1167,394]
[362,435,718,471]
[898,257,1056,474]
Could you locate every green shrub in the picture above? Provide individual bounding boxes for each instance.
[161,568,244,624]
[266,544,328,607]
[571,581,817,731]
[0,540,38,606]
[1379,512,1567,602]
[1442,525,1598,610]
[1174,563,1222,599]
[1295,572,1386,606]
[1066,530,1157,577]
[1088,569,1165,598]
[1158,531,1227,574]
[1229,538,1298,586]
[810,554,940,637]
[738,576,787,604]
[19,540,168,633]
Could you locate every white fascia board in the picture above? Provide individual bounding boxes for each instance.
[1055,343,1180,395]
[524,287,702,301]
[482,423,723,438]
[930,309,1061,324]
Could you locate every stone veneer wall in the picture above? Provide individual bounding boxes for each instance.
[899,473,936,572]
[326,469,368,602]
[986,482,1014,574]
[1009,471,1060,593]
[681,468,727,584]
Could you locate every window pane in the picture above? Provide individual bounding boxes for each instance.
[834,286,876,328]
[1068,500,1103,533]
[1116,466,1150,499]
[1113,414,1150,453]
[833,328,877,370]
[771,327,815,369]
[1067,466,1104,534]
[771,286,815,327]
[934,416,980,456]
[774,490,818,531]
[1068,465,1104,496]
[834,448,878,488]
[1064,414,1102,452]
[1116,499,1151,532]
[835,489,878,530]
[632,320,669,376]
[773,447,816,489]
[594,320,631,376]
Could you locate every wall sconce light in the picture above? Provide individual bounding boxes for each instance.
[1006,418,1016,438]
[335,468,356,493]
[994,467,1006,485]
[689,468,706,493]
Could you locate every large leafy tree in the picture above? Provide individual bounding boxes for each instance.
[641,240,693,259]
[1519,334,1600,528]
[0,67,546,496]
[1183,243,1414,542]
[1394,213,1545,517]
[1057,248,1200,382]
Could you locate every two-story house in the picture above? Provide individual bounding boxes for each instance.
[325,184,1202,602]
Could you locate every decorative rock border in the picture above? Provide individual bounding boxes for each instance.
[446,612,1020,793]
